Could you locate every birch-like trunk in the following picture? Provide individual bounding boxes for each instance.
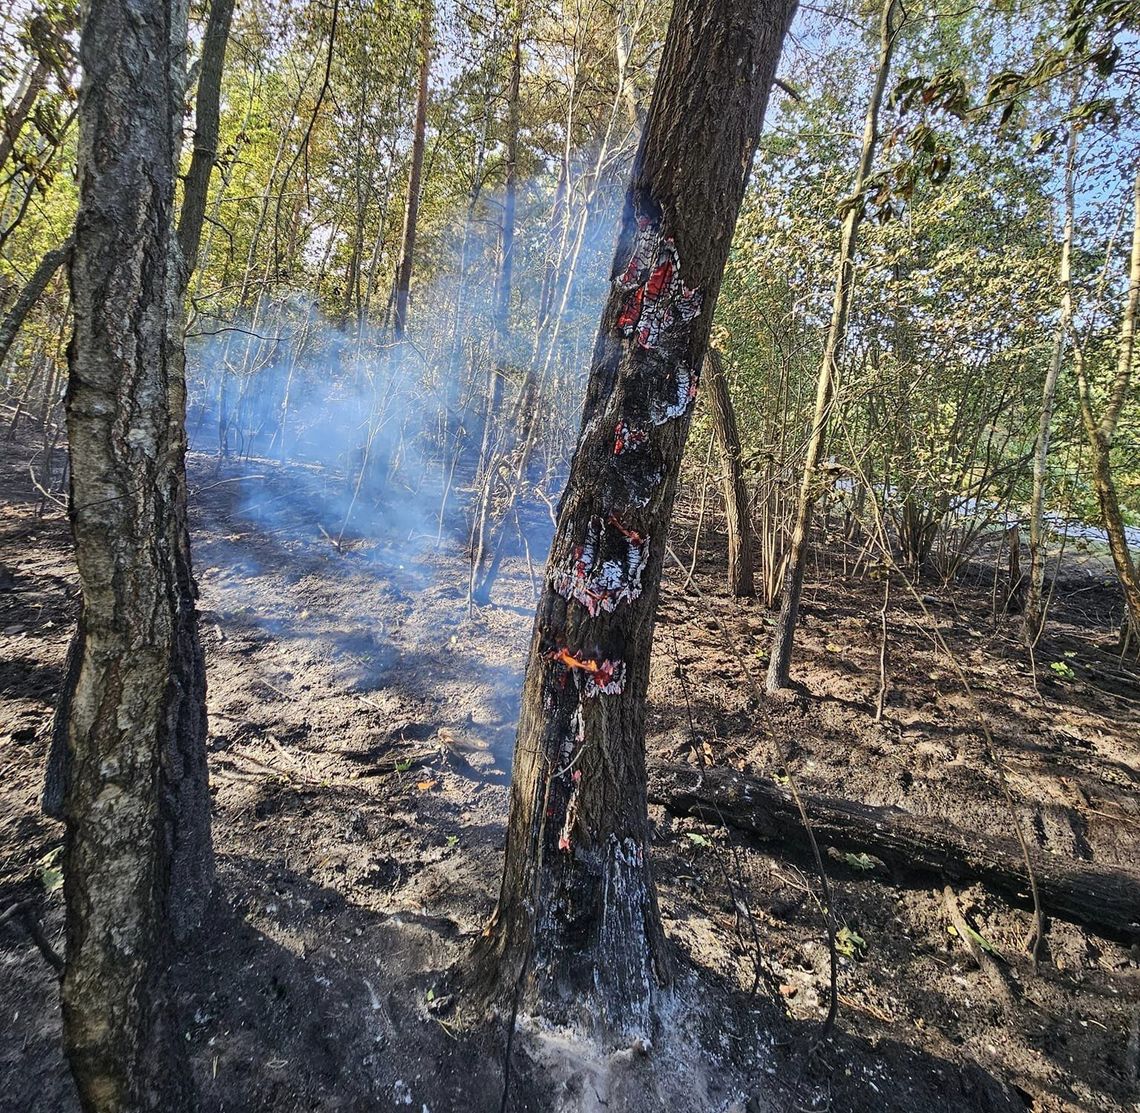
[60,0,211,1105]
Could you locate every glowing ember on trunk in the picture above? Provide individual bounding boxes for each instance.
[551,515,649,615]
[546,648,626,697]
[651,363,698,424]
[613,420,648,456]
[558,769,583,851]
[615,219,702,351]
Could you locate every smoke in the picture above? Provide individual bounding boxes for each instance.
[183,159,632,596]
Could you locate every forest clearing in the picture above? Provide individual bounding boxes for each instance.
[2,0,1140,1109]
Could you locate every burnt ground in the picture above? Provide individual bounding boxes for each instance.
[1,428,1139,1113]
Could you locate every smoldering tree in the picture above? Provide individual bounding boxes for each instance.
[59,0,212,1105]
[471,0,797,1038]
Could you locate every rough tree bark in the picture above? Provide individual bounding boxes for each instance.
[470,0,796,1039]
[704,348,755,596]
[766,0,902,691]
[392,1,431,340]
[1073,163,1140,639]
[1025,125,1077,642]
[47,0,230,844]
[58,0,212,1105]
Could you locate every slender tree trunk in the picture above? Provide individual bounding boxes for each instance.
[470,0,796,1039]
[1025,125,1077,642]
[0,57,51,170]
[59,0,210,1106]
[392,2,431,340]
[494,22,521,347]
[766,0,901,691]
[704,348,755,596]
[1073,164,1140,638]
[177,0,235,280]
[471,15,522,487]
[0,235,71,368]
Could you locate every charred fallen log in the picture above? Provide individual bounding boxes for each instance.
[649,763,1140,941]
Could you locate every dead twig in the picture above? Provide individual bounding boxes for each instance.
[0,899,63,974]
[943,885,1015,1011]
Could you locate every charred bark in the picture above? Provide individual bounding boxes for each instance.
[650,764,1140,941]
[470,0,796,1040]
[704,349,755,597]
[59,0,211,1105]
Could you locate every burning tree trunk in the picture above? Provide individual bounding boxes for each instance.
[392,1,431,340]
[704,348,755,596]
[766,0,901,692]
[471,0,796,1038]
[1025,125,1077,642]
[58,0,211,1105]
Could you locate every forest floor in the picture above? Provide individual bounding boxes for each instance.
[2,430,1140,1113]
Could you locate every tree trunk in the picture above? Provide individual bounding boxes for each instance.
[0,235,71,368]
[392,2,431,340]
[767,0,902,692]
[0,57,51,170]
[176,0,235,281]
[59,0,211,1106]
[704,348,755,596]
[1025,125,1077,642]
[1073,164,1140,638]
[470,0,796,1040]
[493,21,521,347]
[650,764,1140,941]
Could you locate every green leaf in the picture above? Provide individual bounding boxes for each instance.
[37,847,63,894]
[843,852,877,872]
[685,832,711,847]
[836,925,867,959]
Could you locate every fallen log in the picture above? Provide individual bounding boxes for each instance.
[649,763,1140,941]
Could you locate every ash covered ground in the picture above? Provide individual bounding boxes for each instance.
[2,434,1139,1112]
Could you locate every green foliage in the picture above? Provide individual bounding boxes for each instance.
[37,847,63,895]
